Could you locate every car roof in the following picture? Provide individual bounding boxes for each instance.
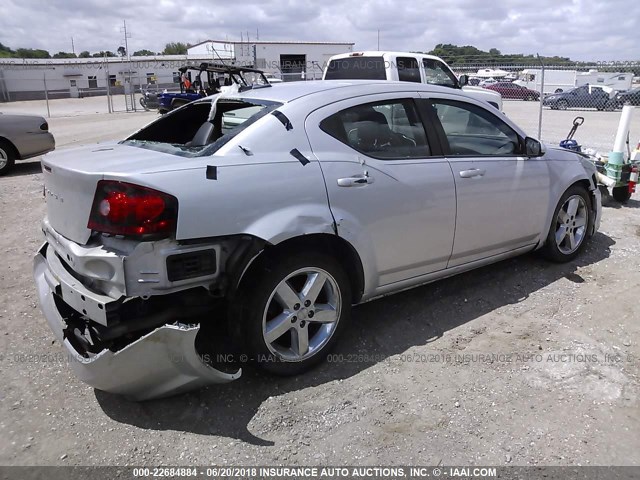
[328,51,445,61]
[208,80,469,104]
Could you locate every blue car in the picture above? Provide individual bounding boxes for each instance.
[157,63,271,114]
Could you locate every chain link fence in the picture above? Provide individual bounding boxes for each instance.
[1,57,639,155]
[445,59,640,154]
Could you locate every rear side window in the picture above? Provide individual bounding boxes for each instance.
[396,57,420,83]
[431,100,521,156]
[324,56,387,80]
[320,99,430,159]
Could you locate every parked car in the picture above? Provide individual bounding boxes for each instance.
[612,87,640,108]
[34,81,601,400]
[479,78,498,87]
[543,85,611,110]
[0,112,55,175]
[485,82,540,101]
[323,51,503,110]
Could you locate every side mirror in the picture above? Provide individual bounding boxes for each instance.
[525,137,545,157]
[458,74,469,87]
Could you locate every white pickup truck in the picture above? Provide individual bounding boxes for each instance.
[323,51,503,111]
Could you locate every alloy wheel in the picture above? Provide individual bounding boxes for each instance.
[555,195,588,255]
[262,267,342,362]
[0,148,8,170]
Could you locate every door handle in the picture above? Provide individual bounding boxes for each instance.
[337,173,375,187]
[459,168,486,178]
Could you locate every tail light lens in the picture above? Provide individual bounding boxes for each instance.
[88,181,178,238]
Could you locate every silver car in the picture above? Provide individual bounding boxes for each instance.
[33,81,601,400]
[0,112,55,175]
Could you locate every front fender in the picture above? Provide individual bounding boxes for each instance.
[538,153,599,248]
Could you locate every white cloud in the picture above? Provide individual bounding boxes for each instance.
[0,0,638,60]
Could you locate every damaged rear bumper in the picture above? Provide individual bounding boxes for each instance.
[33,243,240,401]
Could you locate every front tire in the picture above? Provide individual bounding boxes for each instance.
[612,186,632,203]
[541,185,593,263]
[0,140,16,176]
[231,251,351,375]
[557,99,569,110]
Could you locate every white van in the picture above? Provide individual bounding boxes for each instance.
[323,51,503,111]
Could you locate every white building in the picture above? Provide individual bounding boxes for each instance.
[0,54,214,101]
[187,40,354,81]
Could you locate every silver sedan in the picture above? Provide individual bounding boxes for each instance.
[0,112,55,175]
[34,81,601,399]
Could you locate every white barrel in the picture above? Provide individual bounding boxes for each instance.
[613,106,635,153]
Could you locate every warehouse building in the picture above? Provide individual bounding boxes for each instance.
[0,54,213,101]
[0,39,354,102]
[187,40,354,81]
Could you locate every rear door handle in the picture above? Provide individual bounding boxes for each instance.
[459,168,486,178]
[337,174,375,187]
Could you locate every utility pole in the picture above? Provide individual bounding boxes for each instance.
[121,20,134,111]
[377,29,380,50]
[71,37,75,55]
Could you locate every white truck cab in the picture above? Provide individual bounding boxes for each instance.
[323,51,503,110]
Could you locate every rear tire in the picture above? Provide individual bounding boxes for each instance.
[541,185,593,263]
[0,140,16,176]
[230,251,351,376]
[612,186,632,203]
[557,99,569,110]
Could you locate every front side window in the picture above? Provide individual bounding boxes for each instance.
[320,99,430,159]
[431,100,521,156]
[423,59,457,88]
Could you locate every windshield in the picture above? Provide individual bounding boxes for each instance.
[123,98,282,157]
[325,56,387,80]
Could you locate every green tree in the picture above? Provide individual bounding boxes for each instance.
[0,42,15,57]
[15,48,51,58]
[78,51,91,58]
[162,42,189,55]
[117,46,126,57]
[53,51,77,58]
[133,49,155,56]
[91,51,116,58]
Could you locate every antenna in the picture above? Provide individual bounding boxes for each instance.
[120,20,131,59]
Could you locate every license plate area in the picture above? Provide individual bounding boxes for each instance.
[44,243,121,326]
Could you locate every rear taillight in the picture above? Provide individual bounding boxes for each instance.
[88,180,178,238]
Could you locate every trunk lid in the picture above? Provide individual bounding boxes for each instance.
[41,143,192,245]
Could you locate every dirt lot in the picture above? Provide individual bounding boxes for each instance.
[0,100,639,466]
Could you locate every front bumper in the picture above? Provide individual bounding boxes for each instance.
[33,243,240,401]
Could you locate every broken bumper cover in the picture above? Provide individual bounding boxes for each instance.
[33,244,240,401]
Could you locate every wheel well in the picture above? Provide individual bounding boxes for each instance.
[242,234,365,304]
[0,137,20,160]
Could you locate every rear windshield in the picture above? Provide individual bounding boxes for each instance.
[324,56,387,80]
[123,98,281,157]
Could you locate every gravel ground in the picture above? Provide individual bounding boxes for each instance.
[0,100,639,467]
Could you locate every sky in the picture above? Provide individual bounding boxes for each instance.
[0,0,638,61]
